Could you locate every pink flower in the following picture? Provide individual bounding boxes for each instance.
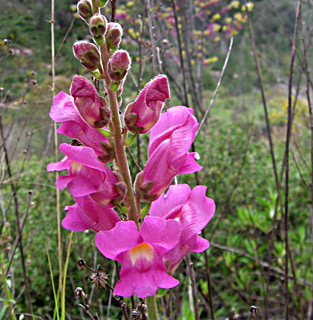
[95,216,181,298]
[63,195,120,232]
[47,144,119,205]
[49,91,107,155]
[149,184,215,273]
[73,41,101,71]
[124,75,170,134]
[135,106,202,201]
[70,75,110,128]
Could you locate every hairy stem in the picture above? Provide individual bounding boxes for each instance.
[146,295,159,320]
[99,42,138,226]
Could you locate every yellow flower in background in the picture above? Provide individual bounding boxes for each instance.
[225,17,232,24]
[214,37,220,42]
[231,0,240,9]
[229,30,238,36]
[213,13,221,21]
[127,1,134,7]
[247,2,254,11]
[204,56,218,64]
[213,24,221,32]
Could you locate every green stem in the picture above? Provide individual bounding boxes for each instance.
[99,41,138,227]
[146,295,159,320]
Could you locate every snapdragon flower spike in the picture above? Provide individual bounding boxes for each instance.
[108,50,131,82]
[124,75,170,134]
[135,106,202,201]
[150,184,215,273]
[73,41,101,72]
[49,91,107,155]
[63,195,120,232]
[47,144,119,205]
[70,75,110,128]
[95,216,181,298]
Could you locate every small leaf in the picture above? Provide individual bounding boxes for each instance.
[98,128,113,137]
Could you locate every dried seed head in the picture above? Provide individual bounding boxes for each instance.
[74,287,87,299]
[77,258,85,271]
[89,265,109,289]
[31,79,37,86]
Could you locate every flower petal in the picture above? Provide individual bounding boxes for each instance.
[95,221,141,261]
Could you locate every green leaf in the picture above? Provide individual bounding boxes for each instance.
[124,133,137,147]
[98,128,113,137]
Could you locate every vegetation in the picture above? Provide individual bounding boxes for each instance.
[0,0,312,319]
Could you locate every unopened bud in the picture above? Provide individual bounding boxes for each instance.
[73,41,100,71]
[75,287,87,299]
[105,22,123,49]
[77,0,93,22]
[77,258,85,270]
[108,50,131,82]
[90,14,107,45]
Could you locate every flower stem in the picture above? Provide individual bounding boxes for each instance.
[99,41,138,227]
[146,295,159,320]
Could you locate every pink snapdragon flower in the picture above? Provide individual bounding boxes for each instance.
[95,216,181,298]
[49,91,107,155]
[47,144,119,205]
[150,184,215,273]
[135,106,202,201]
[124,75,170,134]
[63,195,120,232]
[70,75,110,128]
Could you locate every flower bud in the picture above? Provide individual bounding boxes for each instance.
[108,50,131,82]
[90,14,107,45]
[73,41,101,72]
[105,22,123,49]
[77,0,93,22]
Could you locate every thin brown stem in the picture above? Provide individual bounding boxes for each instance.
[171,0,189,107]
[196,37,233,136]
[186,255,200,320]
[145,0,158,76]
[0,115,33,318]
[202,228,215,320]
[300,4,313,319]
[284,1,302,319]
[110,0,117,22]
